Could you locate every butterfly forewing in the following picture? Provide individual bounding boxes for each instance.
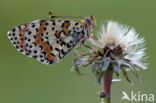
[8,19,88,65]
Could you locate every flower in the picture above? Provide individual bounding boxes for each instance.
[73,21,147,84]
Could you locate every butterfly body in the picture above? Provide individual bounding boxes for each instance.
[8,16,96,65]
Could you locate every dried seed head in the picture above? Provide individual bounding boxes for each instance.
[73,21,148,84]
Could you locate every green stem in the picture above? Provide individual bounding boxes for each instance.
[103,66,113,103]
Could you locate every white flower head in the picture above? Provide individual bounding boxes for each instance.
[73,21,148,84]
[97,21,147,69]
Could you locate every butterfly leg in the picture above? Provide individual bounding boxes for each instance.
[79,37,101,56]
[73,53,84,76]
[73,48,94,75]
[82,43,101,56]
[79,34,86,51]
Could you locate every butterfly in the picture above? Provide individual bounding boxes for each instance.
[7,12,96,65]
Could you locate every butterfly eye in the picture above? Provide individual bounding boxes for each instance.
[86,18,93,26]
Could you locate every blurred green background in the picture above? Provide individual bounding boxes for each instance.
[0,0,156,103]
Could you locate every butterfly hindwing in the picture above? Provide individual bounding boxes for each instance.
[8,23,31,56]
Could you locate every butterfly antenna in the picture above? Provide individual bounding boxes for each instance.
[48,11,85,19]
[48,11,57,15]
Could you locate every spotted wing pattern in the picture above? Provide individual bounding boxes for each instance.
[8,19,88,64]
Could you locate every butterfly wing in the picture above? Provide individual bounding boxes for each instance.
[8,23,31,56]
[8,19,88,65]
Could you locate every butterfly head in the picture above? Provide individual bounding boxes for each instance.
[84,16,96,39]
[86,15,96,28]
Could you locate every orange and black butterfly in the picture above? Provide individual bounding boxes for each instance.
[7,12,96,65]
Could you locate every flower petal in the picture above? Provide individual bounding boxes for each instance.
[102,57,111,72]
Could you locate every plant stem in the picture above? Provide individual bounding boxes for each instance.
[103,66,113,103]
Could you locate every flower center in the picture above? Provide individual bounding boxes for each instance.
[98,45,124,60]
